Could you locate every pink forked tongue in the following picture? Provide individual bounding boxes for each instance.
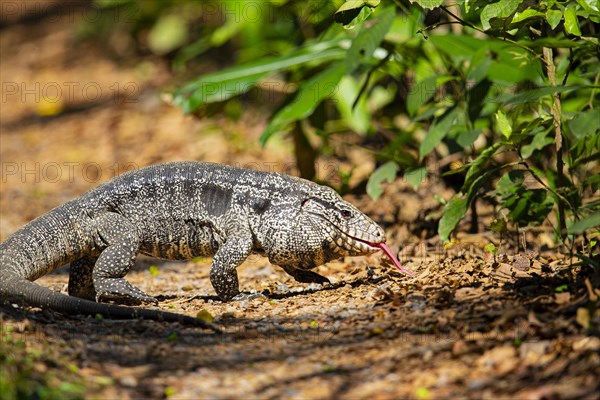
[376,243,415,276]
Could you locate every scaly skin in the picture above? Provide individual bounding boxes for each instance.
[0,162,412,327]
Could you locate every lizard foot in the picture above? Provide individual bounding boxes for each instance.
[94,277,158,305]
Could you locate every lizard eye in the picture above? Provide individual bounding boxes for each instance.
[341,209,352,219]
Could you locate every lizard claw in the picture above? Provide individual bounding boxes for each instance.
[95,278,158,305]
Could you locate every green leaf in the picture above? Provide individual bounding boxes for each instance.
[148,15,188,55]
[430,35,487,62]
[484,242,498,254]
[367,161,398,199]
[419,106,459,160]
[410,0,444,9]
[516,38,581,49]
[480,0,520,30]
[571,133,600,168]
[335,1,380,25]
[344,6,375,30]
[496,170,525,197]
[568,109,600,139]
[414,387,432,400]
[511,8,545,24]
[564,6,582,36]
[465,0,489,13]
[467,57,493,85]
[496,171,554,225]
[457,129,482,148]
[335,1,368,25]
[554,284,569,292]
[496,85,583,105]
[333,75,371,134]
[489,218,508,233]
[466,166,501,211]
[407,75,437,116]
[495,110,513,139]
[576,0,600,12]
[434,194,447,205]
[521,128,553,158]
[174,42,346,113]
[568,211,600,234]
[461,142,504,192]
[211,18,244,46]
[583,174,600,193]
[260,62,346,145]
[487,54,541,85]
[405,166,428,190]
[545,9,563,29]
[346,6,395,72]
[467,78,492,123]
[439,194,469,243]
[367,85,396,112]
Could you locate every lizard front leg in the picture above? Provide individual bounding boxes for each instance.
[210,235,253,301]
[91,212,157,304]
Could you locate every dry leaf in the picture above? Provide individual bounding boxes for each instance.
[554,292,571,304]
[576,308,591,330]
[196,309,214,323]
[584,278,598,301]
[572,337,600,352]
[513,254,530,271]
[476,346,518,375]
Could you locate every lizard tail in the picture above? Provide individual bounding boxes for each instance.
[0,273,221,332]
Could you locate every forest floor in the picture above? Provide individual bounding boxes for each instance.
[1,3,598,399]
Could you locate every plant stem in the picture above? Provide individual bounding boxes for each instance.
[469,198,478,233]
[292,121,317,180]
[542,47,567,241]
[352,51,392,110]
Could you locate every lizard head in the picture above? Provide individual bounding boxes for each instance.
[301,188,385,256]
[252,179,414,276]
[298,185,415,276]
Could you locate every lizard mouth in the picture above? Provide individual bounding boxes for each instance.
[327,224,415,277]
[309,212,415,277]
[353,238,415,276]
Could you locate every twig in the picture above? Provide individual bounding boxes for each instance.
[352,51,392,110]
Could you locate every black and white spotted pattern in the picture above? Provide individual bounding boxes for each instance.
[0,162,389,324]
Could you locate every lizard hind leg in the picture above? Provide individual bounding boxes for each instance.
[91,212,158,305]
[68,256,97,300]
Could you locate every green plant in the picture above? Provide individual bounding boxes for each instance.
[171,1,599,252]
[0,325,87,399]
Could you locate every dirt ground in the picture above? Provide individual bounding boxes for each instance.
[1,3,599,399]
